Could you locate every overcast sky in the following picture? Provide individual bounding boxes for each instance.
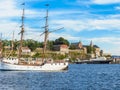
[0,0,120,55]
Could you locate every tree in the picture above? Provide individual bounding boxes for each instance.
[100,50,103,56]
[69,45,76,50]
[47,40,54,50]
[86,46,95,54]
[22,39,42,51]
[54,37,69,46]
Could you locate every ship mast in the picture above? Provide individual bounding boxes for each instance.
[41,4,64,63]
[11,31,14,55]
[7,31,14,58]
[42,4,49,62]
[0,33,3,58]
[18,3,25,62]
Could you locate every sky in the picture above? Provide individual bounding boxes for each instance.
[0,0,120,55]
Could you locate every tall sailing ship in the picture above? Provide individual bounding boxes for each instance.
[0,4,68,71]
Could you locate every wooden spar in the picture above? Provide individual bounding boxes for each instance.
[41,4,64,63]
[42,4,49,62]
[11,31,14,55]
[0,33,3,57]
[18,4,25,62]
[7,31,14,58]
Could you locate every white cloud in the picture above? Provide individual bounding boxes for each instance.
[0,21,19,35]
[89,19,120,30]
[107,48,120,55]
[108,14,120,19]
[0,0,20,18]
[84,37,120,55]
[48,33,81,41]
[0,0,15,10]
[50,19,120,32]
[92,0,120,4]
[86,37,120,44]
[0,0,44,18]
[115,6,120,10]
[0,0,119,55]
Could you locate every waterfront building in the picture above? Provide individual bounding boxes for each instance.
[53,44,69,54]
[112,55,120,63]
[21,47,31,55]
[70,41,101,57]
[70,41,87,54]
[94,45,100,56]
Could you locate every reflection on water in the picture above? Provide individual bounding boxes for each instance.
[0,64,120,90]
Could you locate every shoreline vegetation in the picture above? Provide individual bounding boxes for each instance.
[1,37,118,63]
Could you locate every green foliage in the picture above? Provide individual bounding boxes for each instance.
[2,40,10,46]
[2,37,70,52]
[69,45,76,50]
[23,39,42,51]
[86,46,95,54]
[47,53,68,60]
[47,40,54,50]
[100,50,103,56]
[22,55,31,58]
[1,39,43,53]
[69,51,87,61]
[32,52,41,58]
[54,37,69,46]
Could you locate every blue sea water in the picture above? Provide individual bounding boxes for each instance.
[0,64,120,90]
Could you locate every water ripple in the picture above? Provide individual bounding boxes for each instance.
[0,64,120,90]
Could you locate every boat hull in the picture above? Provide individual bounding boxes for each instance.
[75,60,112,64]
[0,62,68,71]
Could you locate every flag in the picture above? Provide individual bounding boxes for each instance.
[21,3,25,5]
[45,4,49,6]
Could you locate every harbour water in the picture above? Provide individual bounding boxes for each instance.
[0,64,120,90]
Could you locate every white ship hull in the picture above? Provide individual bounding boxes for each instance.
[0,61,68,71]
